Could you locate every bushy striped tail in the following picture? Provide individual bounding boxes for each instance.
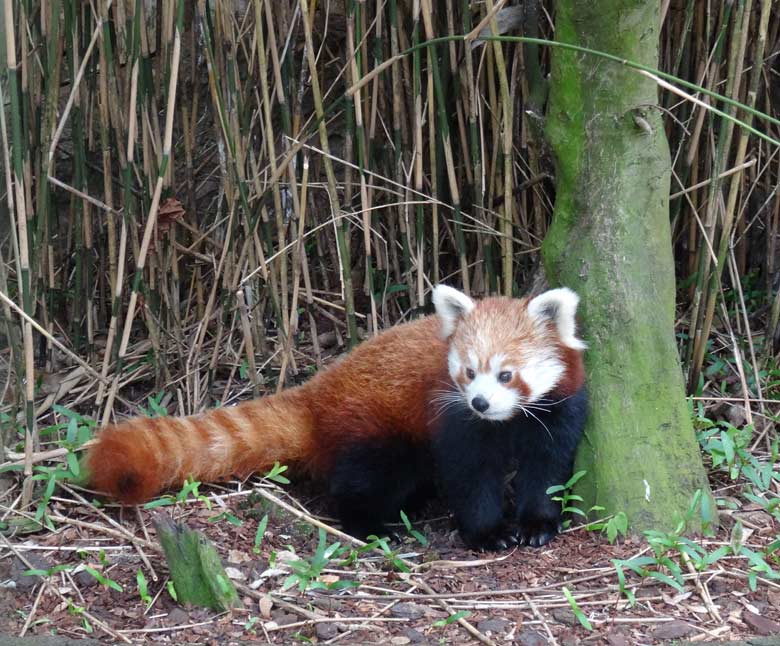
[86,390,313,504]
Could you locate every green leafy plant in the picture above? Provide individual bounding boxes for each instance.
[244,615,259,635]
[562,586,592,630]
[81,565,123,592]
[253,515,269,554]
[137,570,152,605]
[432,610,470,628]
[2,407,99,529]
[696,411,780,503]
[613,490,730,604]
[24,563,74,578]
[546,470,607,529]
[363,534,411,573]
[400,510,428,546]
[263,462,291,485]
[208,510,243,527]
[144,477,211,509]
[67,601,93,634]
[137,391,169,417]
[52,405,95,477]
[281,528,358,592]
[585,511,629,544]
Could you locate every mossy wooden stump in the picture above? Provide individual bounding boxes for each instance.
[152,512,243,611]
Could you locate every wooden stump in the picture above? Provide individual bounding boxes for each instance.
[152,512,243,611]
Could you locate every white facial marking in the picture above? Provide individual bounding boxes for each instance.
[464,373,519,422]
[519,357,565,402]
[489,354,506,372]
[448,348,463,381]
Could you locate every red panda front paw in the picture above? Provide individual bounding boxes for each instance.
[514,518,561,547]
[463,527,520,552]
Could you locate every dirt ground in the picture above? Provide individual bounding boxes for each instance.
[2,475,780,646]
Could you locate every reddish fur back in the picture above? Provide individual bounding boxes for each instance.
[87,317,449,503]
[303,317,450,474]
[86,306,581,505]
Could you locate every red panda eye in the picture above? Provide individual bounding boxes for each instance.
[465,368,475,380]
[498,371,512,384]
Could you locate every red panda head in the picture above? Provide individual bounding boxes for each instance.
[432,285,586,422]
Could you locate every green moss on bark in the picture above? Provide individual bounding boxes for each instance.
[544,0,714,531]
[153,513,243,611]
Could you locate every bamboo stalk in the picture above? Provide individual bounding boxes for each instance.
[483,0,514,296]
[3,0,37,507]
[101,0,185,423]
[299,0,358,345]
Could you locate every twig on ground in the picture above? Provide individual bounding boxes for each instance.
[1,535,132,643]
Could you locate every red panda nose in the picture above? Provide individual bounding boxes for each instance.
[472,396,489,413]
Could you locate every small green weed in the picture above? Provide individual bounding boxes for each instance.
[253,515,269,553]
[562,586,592,630]
[432,610,470,628]
[400,510,428,545]
[137,392,169,417]
[546,470,609,530]
[278,528,359,592]
[137,569,152,605]
[613,490,753,604]
[263,461,291,485]
[207,510,243,526]
[144,477,211,509]
[584,511,629,544]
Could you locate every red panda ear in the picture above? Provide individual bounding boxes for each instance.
[527,288,587,350]
[432,285,475,338]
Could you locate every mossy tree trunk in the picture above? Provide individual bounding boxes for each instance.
[543,0,714,531]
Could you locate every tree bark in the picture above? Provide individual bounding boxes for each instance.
[543,0,714,531]
[153,513,243,611]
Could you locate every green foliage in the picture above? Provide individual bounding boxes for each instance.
[611,490,780,603]
[208,510,243,527]
[24,563,73,578]
[263,462,291,485]
[244,615,260,635]
[279,528,359,592]
[67,601,93,634]
[697,414,779,494]
[546,470,610,530]
[399,510,428,546]
[584,511,628,544]
[253,515,269,553]
[562,586,592,630]
[363,534,411,573]
[137,569,152,605]
[2,406,95,527]
[81,565,123,592]
[694,402,780,534]
[144,477,211,509]
[432,610,470,628]
[166,580,178,602]
[137,392,169,417]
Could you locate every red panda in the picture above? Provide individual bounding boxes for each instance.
[431,285,587,549]
[86,285,586,548]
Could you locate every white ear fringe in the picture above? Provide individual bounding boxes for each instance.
[527,287,587,350]
[432,284,475,338]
